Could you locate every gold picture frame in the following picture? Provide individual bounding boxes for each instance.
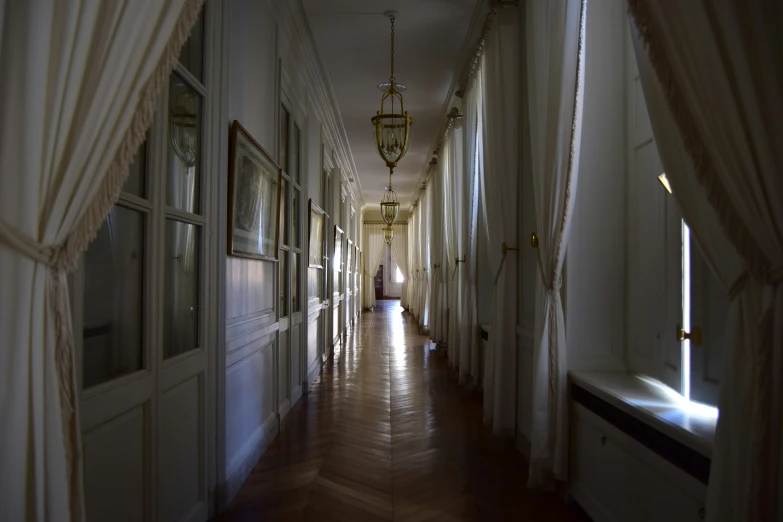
[227,120,281,261]
[333,225,344,272]
[308,199,325,269]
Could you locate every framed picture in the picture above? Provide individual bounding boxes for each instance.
[346,239,353,274]
[333,225,343,272]
[308,199,325,269]
[227,120,281,261]
[354,246,359,273]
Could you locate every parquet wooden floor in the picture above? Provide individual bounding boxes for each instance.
[218,300,590,521]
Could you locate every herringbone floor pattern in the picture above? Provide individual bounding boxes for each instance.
[218,300,589,521]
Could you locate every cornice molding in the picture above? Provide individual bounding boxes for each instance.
[272,0,364,209]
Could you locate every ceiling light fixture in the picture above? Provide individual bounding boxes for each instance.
[371,11,413,175]
[380,171,400,226]
[383,225,395,245]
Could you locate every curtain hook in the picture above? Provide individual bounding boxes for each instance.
[501,242,518,256]
[530,232,539,249]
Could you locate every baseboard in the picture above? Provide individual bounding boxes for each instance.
[220,414,278,507]
[278,399,291,421]
[291,383,303,406]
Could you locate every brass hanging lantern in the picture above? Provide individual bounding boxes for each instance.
[371,12,413,174]
[169,83,198,168]
[380,171,400,226]
[383,225,395,245]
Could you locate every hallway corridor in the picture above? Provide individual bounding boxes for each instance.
[219,301,589,521]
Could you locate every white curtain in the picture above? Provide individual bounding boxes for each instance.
[458,65,481,385]
[390,223,408,308]
[428,160,444,344]
[526,0,586,486]
[407,210,418,314]
[362,223,386,309]
[445,123,465,369]
[480,8,519,434]
[0,1,204,520]
[628,2,783,519]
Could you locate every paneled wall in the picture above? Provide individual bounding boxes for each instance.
[220,0,362,506]
[223,0,281,502]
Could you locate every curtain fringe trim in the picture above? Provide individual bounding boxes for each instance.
[626,0,772,284]
[56,0,206,519]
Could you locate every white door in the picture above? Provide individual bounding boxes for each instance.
[72,9,212,521]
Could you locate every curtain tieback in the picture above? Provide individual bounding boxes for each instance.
[452,257,465,281]
[494,242,518,286]
[0,219,67,269]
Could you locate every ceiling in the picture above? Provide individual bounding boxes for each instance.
[302,0,479,213]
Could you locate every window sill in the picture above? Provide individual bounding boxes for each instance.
[568,371,717,459]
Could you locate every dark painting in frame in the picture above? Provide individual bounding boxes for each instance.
[334,225,343,272]
[227,120,281,261]
[308,199,325,269]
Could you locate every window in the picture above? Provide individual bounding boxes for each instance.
[627,34,727,409]
[279,96,303,316]
[395,266,404,283]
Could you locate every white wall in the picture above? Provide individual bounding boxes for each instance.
[223,0,280,504]
[565,0,628,373]
[220,0,363,506]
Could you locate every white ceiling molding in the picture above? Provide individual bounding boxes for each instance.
[301,0,479,211]
[271,0,365,209]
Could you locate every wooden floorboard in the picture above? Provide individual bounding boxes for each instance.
[217,300,589,521]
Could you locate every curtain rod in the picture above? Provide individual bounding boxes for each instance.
[363,221,408,226]
[410,0,518,210]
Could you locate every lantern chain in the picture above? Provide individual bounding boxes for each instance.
[389,15,395,84]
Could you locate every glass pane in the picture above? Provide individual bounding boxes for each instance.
[292,252,300,313]
[123,141,146,197]
[293,187,300,248]
[167,74,201,214]
[279,178,288,246]
[82,206,144,389]
[292,123,300,183]
[280,250,288,317]
[280,106,290,173]
[178,7,204,81]
[164,220,200,359]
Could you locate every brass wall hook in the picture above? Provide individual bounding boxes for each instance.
[530,232,539,249]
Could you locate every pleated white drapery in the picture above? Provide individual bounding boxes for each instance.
[445,122,465,369]
[630,25,762,522]
[390,223,408,308]
[628,2,783,519]
[0,1,204,519]
[480,9,519,435]
[458,66,481,386]
[526,0,586,486]
[429,157,449,346]
[363,223,387,309]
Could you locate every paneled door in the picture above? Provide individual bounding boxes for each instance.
[71,10,212,522]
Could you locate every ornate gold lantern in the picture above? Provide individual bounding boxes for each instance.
[380,172,400,226]
[383,225,395,245]
[169,85,198,167]
[371,12,413,174]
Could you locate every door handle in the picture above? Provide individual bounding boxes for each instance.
[676,324,702,346]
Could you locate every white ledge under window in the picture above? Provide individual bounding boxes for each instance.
[569,371,718,458]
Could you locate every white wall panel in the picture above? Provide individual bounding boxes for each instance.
[159,376,203,522]
[225,341,275,466]
[83,404,147,522]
